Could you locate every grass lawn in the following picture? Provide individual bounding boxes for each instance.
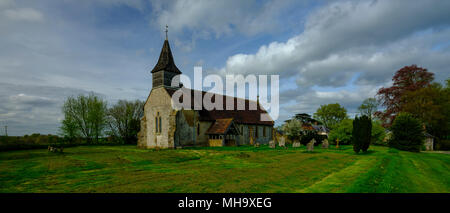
[0,145,449,193]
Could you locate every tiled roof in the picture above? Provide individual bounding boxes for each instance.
[151,40,181,74]
[165,87,274,126]
[301,124,315,131]
[205,118,234,134]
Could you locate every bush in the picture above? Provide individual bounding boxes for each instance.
[389,113,424,152]
[329,119,353,145]
[371,120,386,145]
[299,131,324,146]
[352,116,372,153]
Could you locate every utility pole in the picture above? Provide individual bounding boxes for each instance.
[4,125,7,137]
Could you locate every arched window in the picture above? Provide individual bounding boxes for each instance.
[155,112,161,133]
[197,123,200,136]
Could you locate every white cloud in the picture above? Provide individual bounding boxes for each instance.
[151,0,293,38]
[221,0,450,84]
[217,0,450,122]
[3,7,44,22]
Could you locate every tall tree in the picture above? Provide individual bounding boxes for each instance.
[61,93,107,144]
[358,98,378,119]
[352,115,372,153]
[107,100,144,144]
[313,103,348,129]
[401,80,450,141]
[60,113,80,143]
[389,113,424,152]
[375,65,434,127]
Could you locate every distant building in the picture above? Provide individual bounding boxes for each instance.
[137,37,274,148]
[423,132,434,151]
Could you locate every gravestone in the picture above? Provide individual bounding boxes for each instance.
[269,140,276,148]
[322,139,329,149]
[292,141,301,148]
[307,139,316,152]
[278,137,285,147]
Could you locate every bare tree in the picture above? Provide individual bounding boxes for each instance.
[107,100,144,144]
[61,93,107,144]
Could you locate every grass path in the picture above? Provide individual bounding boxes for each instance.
[0,145,449,193]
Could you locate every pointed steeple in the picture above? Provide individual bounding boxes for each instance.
[151,27,181,74]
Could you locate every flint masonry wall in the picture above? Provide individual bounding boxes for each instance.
[140,87,176,148]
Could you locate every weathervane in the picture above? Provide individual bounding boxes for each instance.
[165,25,168,40]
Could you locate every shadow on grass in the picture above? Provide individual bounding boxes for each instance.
[354,150,377,155]
[301,150,320,154]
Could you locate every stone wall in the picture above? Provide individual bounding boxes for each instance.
[139,87,176,148]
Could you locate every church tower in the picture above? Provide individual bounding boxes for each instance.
[151,26,182,88]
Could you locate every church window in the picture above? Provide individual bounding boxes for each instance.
[197,123,200,136]
[155,117,158,133]
[156,112,161,133]
[159,117,162,133]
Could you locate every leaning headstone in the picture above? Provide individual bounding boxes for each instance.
[254,142,260,148]
[292,141,301,148]
[269,140,276,148]
[278,137,285,147]
[307,139,316,152]
[322,139,329,149]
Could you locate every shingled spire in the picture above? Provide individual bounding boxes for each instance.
[151,26,181,74]
[151,26,182,88]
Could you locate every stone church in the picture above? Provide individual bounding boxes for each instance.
[137,36,274,149]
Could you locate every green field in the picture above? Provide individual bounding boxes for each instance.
[0,145,449,193]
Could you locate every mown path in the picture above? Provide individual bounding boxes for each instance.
[0,145,448,193]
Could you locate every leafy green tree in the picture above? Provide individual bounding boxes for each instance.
[371,120,386,145]
[328,119,353,145]
[389,113,424,152]
[61,93,107,144]
[282,119,303,142]
[401,80,450,146]
[313,103,348,129]
[352,116,372,153]
[60,113,80,143]
[358,98,378,119]
[107,100,144,144]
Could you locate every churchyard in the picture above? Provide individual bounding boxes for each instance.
[0,144,448,193]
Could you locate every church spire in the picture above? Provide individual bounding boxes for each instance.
[151,26,181,88]
[151,26,181,74]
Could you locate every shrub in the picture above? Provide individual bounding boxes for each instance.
[389,113,424,152]
[300,131,321,146]
[352,115,372,153]
[329,119,353,145]
[371,120,386,145]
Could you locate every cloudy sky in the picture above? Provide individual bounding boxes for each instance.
[1,0,449,135]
